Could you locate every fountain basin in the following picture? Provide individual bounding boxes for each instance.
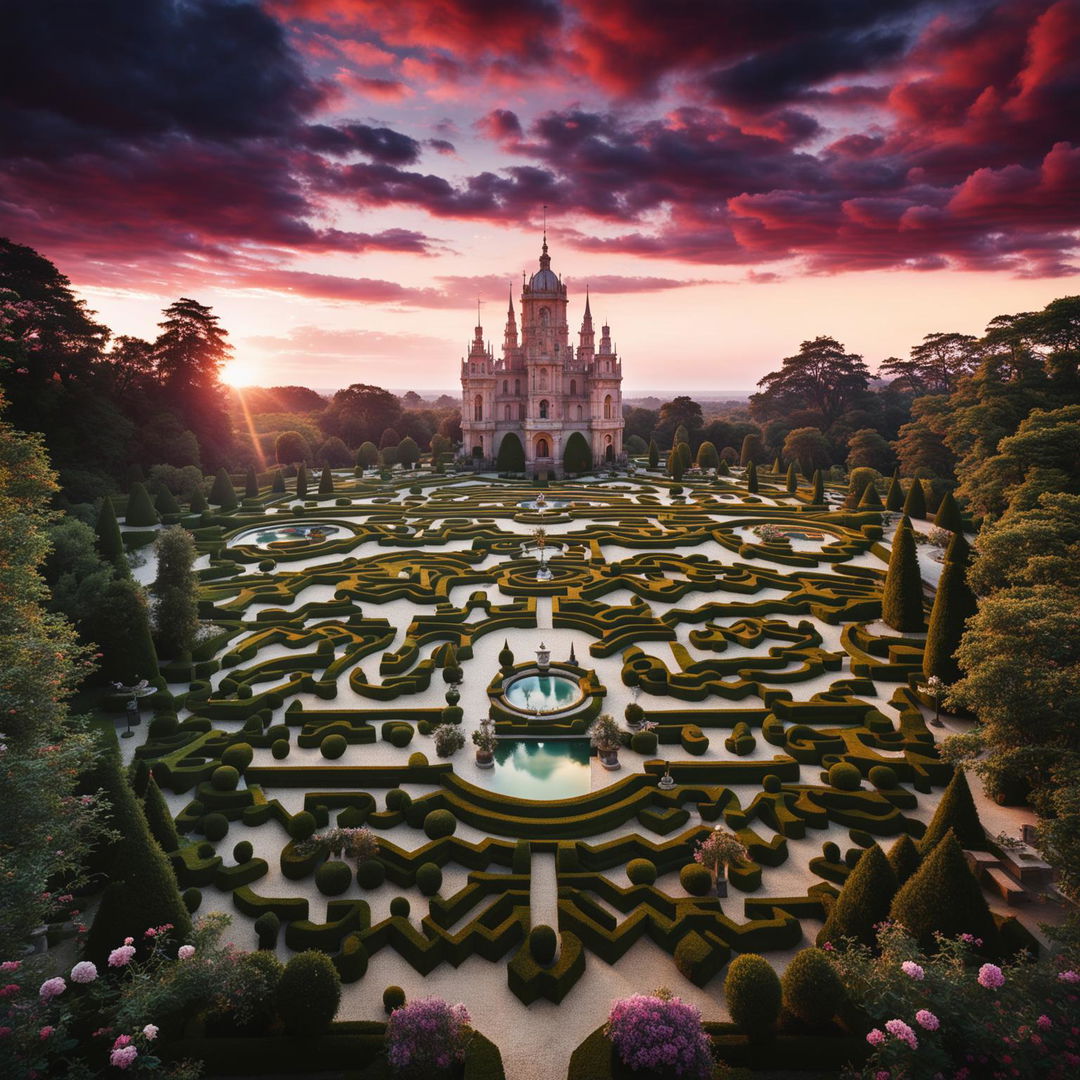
[227,522,353,548]
[503,673,584,715]
[480,739,591,799]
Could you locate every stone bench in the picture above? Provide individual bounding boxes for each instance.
[985,866,1027,905]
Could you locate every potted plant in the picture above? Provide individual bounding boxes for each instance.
[433,724,465,758]
[471,717,498,768]
[693,827,748,898]
[589,713,625,771]
[624,701,645,730]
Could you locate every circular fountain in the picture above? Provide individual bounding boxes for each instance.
[227,522,354,548]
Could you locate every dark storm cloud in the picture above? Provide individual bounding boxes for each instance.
[301,123,423,165]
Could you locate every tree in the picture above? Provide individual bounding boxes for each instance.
[817,844,897,949]
[316,436,353,468]
[923,545,978,683]
[398,436,420,469]
[356,441,379,469]
[882,517,924,631]
[746,461,759,493]
[209,467,238,509]
[696,441,719,470]
[918,770,985,855]
[244,466,258,499]
[846,428,894,472]
[318,466,334,495]
[95,497,127,573]
[783,427,831,478]
[275,430,312,465]
[498,433,526,472]
[655,396,703,447]
[322,384,402,447]
[125,481,159,526]
[673,423,690,448]
[667,448,685,482]
[563,432,591,473]
[647,439,659,468]
[752,336,871,427]
[87,576,160,684]
[893,396,956,479]
[740,431,765,466]
[902,477,926,519]
[379,426,401,450]
[296,463,308,498]
[152,525,199,658]
[881,332,977,395]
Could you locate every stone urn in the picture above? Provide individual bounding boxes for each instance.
[475,748,494,769]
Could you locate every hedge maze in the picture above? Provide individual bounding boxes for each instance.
[132,464,1003,1008]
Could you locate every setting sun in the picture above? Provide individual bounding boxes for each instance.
[219,356,261,387]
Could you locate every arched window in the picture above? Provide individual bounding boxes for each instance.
[603,394,612,419]
[540,369,548,389]
[537,438,549,457]
[504,405,511,420]
[518,402,525,420]
[570,379,577,395]
[577,405,583,420]
[502,379,508,394]
[539,307,550,326]
[474,394,483,421]
[514,378,520,394]
[539,399,549,419]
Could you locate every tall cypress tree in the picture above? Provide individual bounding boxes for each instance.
[296,463,308,498]
[785,462,797,493]
[923,547,978,681]
[816,844,897,948]
[902,477,926,520]
[245,466,258,498]
[271,469,286,493]
[934,490,964,533]
[810,469,824,505]
[746,461,759,493]
[209,467,238,509]
[647,439,659,469]
[95,497,128,574]
[125,481,159,526]
[882,516,924,631]
[318,466,334,495]
[885,474,904,511]
[152,525,199,659]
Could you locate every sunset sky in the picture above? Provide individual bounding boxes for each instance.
[1,0,1077,391]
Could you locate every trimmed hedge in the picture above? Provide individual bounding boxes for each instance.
[276,951,342,1036]
[725,954,782,1041]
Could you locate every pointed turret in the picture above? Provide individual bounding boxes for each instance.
[577,285,595,363]
[599,320,612,356]
[503,288,518,357]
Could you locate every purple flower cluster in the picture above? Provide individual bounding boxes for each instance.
[605,993,713,1079]
[385,996,472,1074]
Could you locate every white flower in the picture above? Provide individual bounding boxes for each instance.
[177,945,195,960]
[142,1024,158,1040]
[70,961,97,984]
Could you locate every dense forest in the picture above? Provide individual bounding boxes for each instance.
[1,236,1078,947]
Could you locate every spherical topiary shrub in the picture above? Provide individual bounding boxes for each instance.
[624,702,645,726]
[528,924,558,967]
[222,742,254,771]
[356,858,386,889]
[232,840,253,864]
[386,723,413,748]
[868,765,898,790]
[288,810,317,842]
[385,788,412,812]
[315,860,353,896]
[197,841,215,858]
[626,858,657,886]
[724,953,782,1041]
[780,948,845,1027]
[680,863,713,897]
[202,812,229,841]
[210,765,240,791]
[389,896,411,918]
[276,951,341,1037]
[250,912,280,953]
[440,705,463,726]
[763,774,782,794]
[407,751,428,768]
[148,714,179,739]
[423,809,457,840]
[258,559,276,573]
[415,862,442,897]
[182,887,202,913]
[822,841,841,863]
[630,730,658,755]
[237,685,254,700]
[383,986,406,1015]
[271,739,290,760]
[321,733,347,759]
[828,762,862,791]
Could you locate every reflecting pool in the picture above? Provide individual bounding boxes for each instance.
[503,674,583,714]
[228,523,351,548]
[484,739,591,800]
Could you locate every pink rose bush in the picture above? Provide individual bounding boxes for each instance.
[825,923,1080,1079]
[605,990,714,1079]
[385,996,473,1075]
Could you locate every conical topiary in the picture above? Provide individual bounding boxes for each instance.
[498,639,514,670]
[154,486,181,517]
[95,497,128,573]
[886,833,921,887]
[858,483,883,509]
[772,456,782,474]
[944,529,970,567]
[785,463,797,494]
[271,469,286,493]
[816,843,897,949]
[125,481,159,526]
[746,461,758,494]
[648,439,659,468]
[810,470,824,504]
[882,517,924,631]
[189,488,208,514]
[889,831,996,950]
[934,490,964,533]
[143,777,180,853]
[245,466,258,498]
[919,769,985,854]
[885,474,904,511]
[319,465,334,494]
[296,463,308,498]
[902,477,926,520]
[209,467,238,509]
[923,550,978,682]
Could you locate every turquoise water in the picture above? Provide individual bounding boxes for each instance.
[517,499,569,508]
[504,674,583,714]
[485,739,591,800]
[230,523,347,548]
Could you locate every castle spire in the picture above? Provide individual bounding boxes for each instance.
[503,287,518,356]
[578,284,595,362]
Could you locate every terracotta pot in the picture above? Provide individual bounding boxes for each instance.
[475,749,494,769]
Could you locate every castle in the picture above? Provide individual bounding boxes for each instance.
[459,236,624,478]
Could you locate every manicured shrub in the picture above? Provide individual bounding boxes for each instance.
[882,517,924,631]
[630,730,658,755]
[389,896,411,918]
[315,860,353,896]
[233,840,254,864]
[271,739,289,759]
[148,713,179,738]
[902,476,926,519]
[385,788,413,812]
[385,723,413,748]
[415,862,442,896]
[886,833,921,887]
[762,774,781,793]
[781,948,845,1026]
[318,466,334,495]
[934,490,964,532]
[288,811,317,842]
[222,742,254,770]
[407,752,428,768]
[295,463,308,498]
[440,705,463,725]
[143,777,179,853]
[320,733,347,759]
[209,468,239,510]
[922,548,977,682]
[868,765,898,789]
[844,847,863,869]
[125,481,159,526]
[822,841,841,863]
[202,812,229,841]
[626,858,657,886]
[529,924,558,966]
[919,769,984,854]
[890,831,996,949]
[424,809,457,839]
[680,725,708,755]
[210,765,240,791]
[680,863,712,896]
[276,951,341,1037]
[182,887,202,913]
[383,985,406,1014]
[725,954,782,1041]
[255,911,281,949]
[386,997,474,1076]
[624,701,644,726]
[356,858,386,889]
[828,762,862,790]
[817,844,897,949]
[95,496,127,572]
[746,461,759,494]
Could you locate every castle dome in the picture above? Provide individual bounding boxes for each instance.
[528,236,560,292]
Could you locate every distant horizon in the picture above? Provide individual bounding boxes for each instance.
[234,385,756,400]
